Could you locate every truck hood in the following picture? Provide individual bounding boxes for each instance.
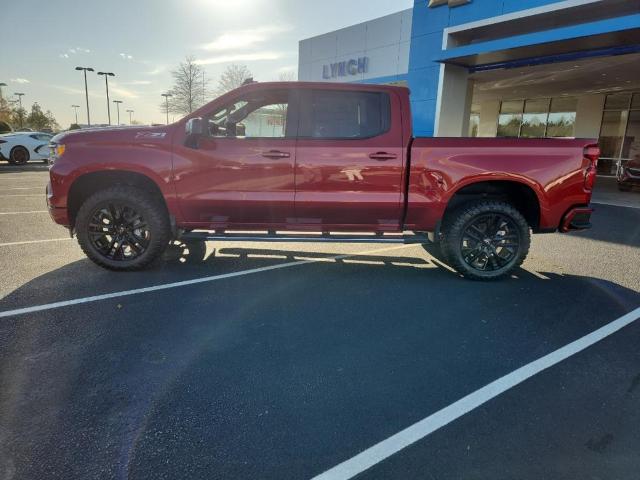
[51,125,174,145]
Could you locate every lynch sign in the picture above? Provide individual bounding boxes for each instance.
[323,57,369,79]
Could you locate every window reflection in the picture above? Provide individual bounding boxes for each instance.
[496,97,576,138]
[597,92,639,175]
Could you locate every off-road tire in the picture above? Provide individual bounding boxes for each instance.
[440,200,531,280]
[76,186,171,271]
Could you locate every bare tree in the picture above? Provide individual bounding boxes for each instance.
[278,71,297,82]
[217,65,253,95]
[162,55,209,116]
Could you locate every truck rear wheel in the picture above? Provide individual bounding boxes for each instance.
[75,186,171,271]
[440,200,530,280]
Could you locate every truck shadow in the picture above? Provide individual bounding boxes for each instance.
[1,240,639,317]
[1,244,638,480]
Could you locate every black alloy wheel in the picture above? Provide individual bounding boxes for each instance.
[440,200,531,280]
[88,203,150,261]
[75,185,171,271]
[460,213,520,272]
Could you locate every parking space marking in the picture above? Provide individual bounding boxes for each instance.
[0,210,48,215]
[0,187,43,190]
[0,238,73,248]
[0,244,413,319]
[310,305,640,480]
[592,201,640,210]
[0,194,44,197]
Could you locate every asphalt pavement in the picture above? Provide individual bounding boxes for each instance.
[0,164,639,480]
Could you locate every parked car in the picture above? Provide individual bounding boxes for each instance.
[617,156,640,191]
[46,81,599,279]
[0,132,53,164]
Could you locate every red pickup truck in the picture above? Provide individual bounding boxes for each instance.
[47,81,599,279]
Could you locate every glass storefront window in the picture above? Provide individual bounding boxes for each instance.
[598,92,639,175]
[604,93,632,110]
[469,113,479,137]
[496,97,576,138]
[497,100,524,137]
[622,110,640,161]
[547,98,577,138]
[599,110,626,157]
[521,99,549,138]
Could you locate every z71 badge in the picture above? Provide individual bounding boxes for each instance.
[135,132,167,139]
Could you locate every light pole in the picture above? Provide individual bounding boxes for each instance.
[126,109,134,125]
[97,72,115,125]
[75,66,94,126]
[71,105,80,124]
[0,83,6,100]
[161,93,172,125]
[14,93,25,128]
[113,100,123,125]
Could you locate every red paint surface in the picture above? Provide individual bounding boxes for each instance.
[47,82,596,234]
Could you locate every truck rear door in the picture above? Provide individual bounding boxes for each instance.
[293,87,405,230]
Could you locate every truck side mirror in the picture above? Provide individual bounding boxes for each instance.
[185,117,204,136]
[185,117,204,148]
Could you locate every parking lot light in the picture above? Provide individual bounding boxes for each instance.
[113,100,123,125]
[75,66,95,126]
[14,92,25,128]
[161,93,172,125]
[71,105,80,124]
[126,109,134,125]
[97,72,115,125]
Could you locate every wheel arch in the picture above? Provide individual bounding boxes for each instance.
[443,179,542,231]
[68,170,169,228]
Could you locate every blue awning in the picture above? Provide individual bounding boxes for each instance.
[435,13,640,72]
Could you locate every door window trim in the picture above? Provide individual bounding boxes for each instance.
[203,88,299,140]
[297,89,392,141]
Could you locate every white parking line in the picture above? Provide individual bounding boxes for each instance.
[0,244,413,319]
[0,194,43,197]
[592,201,640,210]
[0,238,72,248]
[310,305,640,480]
[0,187,43,190]
[0,210,48,215]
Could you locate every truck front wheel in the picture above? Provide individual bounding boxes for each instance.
[75,186,171,271]
[440,200,531,280]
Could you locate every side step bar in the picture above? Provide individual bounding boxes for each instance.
[181,231,430,245]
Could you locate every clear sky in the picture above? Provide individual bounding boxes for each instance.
[1,0,413,128]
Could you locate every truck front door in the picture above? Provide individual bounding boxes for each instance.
[294,88,405,230]
[172,88,296,228]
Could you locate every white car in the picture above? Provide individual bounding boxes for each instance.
[0,131,53,164]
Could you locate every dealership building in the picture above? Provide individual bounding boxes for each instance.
[298,0,640,175]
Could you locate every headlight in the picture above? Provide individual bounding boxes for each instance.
[49,143,65,164]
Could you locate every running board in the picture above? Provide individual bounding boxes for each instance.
[181,231,429,244]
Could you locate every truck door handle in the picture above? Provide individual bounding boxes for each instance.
[262,150,290,159]
[369,152,397,161]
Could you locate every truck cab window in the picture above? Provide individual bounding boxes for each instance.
[205,90,289,139]
[299,90,390,139]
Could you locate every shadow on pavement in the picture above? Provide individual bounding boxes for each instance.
[1,239,638,314]
[571,203,640,248]
[0,240,639,480]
